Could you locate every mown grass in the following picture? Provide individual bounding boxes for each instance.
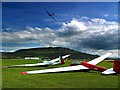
[2,59,119,88]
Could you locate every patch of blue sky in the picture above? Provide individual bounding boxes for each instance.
[2,2,118,31]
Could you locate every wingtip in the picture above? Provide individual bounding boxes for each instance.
[68,54,71,56]
[21,72,27,74]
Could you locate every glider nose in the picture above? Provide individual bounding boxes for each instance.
[21,72,27,74]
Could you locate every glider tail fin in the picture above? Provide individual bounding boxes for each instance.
[59,56,65,65]
[102,60,120,75]
[113,60,120,74]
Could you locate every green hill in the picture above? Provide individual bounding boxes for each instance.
[2,47,99,59]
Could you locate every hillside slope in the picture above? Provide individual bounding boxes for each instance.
[2,47,98,59]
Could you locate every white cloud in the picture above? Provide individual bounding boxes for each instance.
[81,16,90,20]
[2,17,119,58]
[114,14,118,17]
[103,14,109,17]
[84,49,119,58]
[62,19,87,31]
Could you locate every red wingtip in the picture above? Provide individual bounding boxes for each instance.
[21,72,27,74]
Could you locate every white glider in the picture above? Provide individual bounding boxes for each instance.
[8,54,70,67]
[21,52,113,74]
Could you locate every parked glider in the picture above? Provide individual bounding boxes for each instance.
[102,60,120,75]
[44,8,57,22]
[21,52,114,74]
[8,54,70,67]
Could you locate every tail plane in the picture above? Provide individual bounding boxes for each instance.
[102,60,120,75]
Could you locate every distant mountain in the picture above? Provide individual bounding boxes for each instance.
[2,47,99,59]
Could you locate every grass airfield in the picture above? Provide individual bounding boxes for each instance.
[2,59,119,88]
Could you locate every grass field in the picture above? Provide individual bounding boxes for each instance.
[2,59,119,88]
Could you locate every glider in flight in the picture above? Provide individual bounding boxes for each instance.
[44,8,57,22]
[7,54,70,67]
[21,52,118,75]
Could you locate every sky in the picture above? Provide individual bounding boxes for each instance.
[2,0,119,2]
[2,2,119,58]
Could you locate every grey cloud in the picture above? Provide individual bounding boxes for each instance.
[2,17,118,53]
[80,35,118,50]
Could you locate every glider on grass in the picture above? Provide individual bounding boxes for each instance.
[7,54,70,67]
[102,60,120,75]
[44,8,57,22]
[21,52,119,75]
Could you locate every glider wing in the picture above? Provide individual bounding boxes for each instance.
[21,52,112,74]
[87,52,113,65]
[51,54,71,62]
[11,62,48,67]
[22,65,88,74]
[50,15,57,22]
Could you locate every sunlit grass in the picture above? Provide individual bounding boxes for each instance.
[2,59,118,88]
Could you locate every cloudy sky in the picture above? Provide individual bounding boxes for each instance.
[2,2,119,58]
